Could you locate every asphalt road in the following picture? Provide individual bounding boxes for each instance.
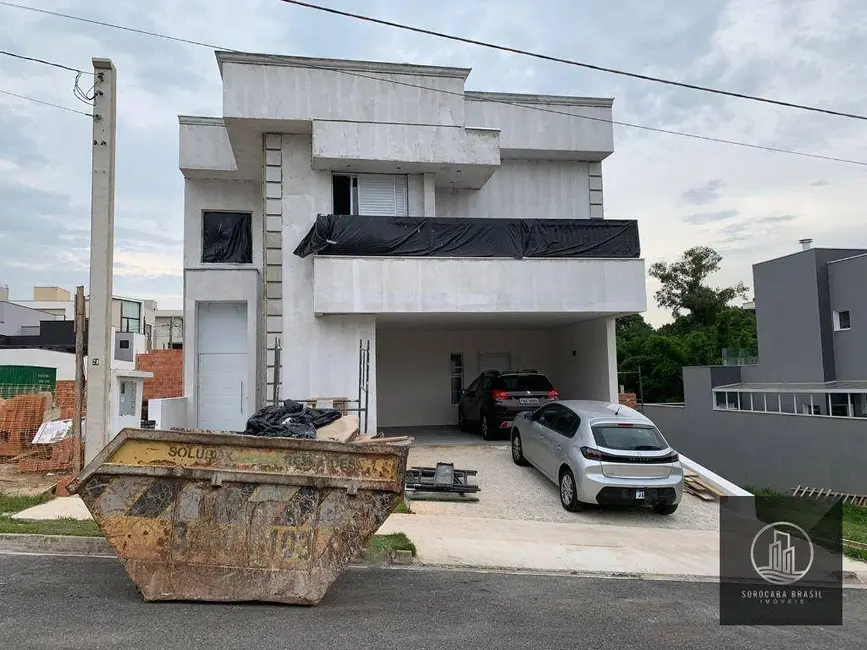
[1,553,865,650]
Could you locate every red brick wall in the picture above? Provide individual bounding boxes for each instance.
[55,380,86,420]
[619,393,638,409]
[136,350,183,401]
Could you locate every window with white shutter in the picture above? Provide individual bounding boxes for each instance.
[333,173,408,216]
[356,174,408,216]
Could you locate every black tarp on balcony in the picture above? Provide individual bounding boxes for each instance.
[293,215,640,259]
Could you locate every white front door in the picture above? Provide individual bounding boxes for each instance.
[197,302,248,431]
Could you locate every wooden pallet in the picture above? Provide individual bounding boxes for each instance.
[790,486,867,507]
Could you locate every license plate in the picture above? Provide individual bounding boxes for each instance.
[519,398,539,405]
[635,489,645,500]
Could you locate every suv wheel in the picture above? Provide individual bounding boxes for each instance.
[480,413,494,441]
[511,430,529,466]
[559,468,583,512]
[653,503,678,516]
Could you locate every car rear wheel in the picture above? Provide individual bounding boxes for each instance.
[511,430,529,466]
[559,468,583,512]
[653,503,678,515]
[480,413,495,441]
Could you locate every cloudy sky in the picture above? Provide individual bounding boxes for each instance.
[1,0,865,325]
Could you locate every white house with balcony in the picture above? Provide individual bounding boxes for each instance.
[177,51,646,434]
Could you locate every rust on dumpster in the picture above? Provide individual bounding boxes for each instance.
[67,428,410,605]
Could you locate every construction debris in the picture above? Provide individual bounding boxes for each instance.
[682,471,722,501]
[315,415,360,443]
[790,486,867,506]
[405,463,480,502]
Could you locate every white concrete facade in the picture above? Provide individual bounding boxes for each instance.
[179,52,645,432]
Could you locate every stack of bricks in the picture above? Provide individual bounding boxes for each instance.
[136,349,183,401]
[619,393,638,409]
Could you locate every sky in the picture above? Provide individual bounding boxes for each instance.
[1,0,865,326]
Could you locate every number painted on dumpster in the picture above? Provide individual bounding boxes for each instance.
[269,527,311,561]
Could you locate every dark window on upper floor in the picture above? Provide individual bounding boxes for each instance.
[202,211,252,263]
[835,310,851,331]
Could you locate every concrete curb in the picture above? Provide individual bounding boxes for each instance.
[396,562,867,588]
[0,534,416,567]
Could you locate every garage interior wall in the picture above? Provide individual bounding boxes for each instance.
[547,317,617,402]
[376,328,553,427]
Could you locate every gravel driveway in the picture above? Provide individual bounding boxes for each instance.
[406,443,719,531]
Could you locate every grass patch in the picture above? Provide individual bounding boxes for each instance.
[744,486,867,562]
[0,516,101,536]
[0,491,53,516]
[364,532,416,558]
[393,499,411,514]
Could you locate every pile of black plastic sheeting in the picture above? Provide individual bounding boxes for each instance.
[243,399,341,439]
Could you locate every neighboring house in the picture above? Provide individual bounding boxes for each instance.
[10,286,157,340]
[645,242,867,493]
[151,309,184,350]
[176,51,646,433]
[0,301,59,336]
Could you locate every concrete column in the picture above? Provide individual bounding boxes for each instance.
[263,134,283,403]
[588,162,603,218]
[84,58,117,464]
[422,173,436,217]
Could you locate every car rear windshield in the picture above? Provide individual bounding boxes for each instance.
[591,425,667,451]
[491,374,553,391]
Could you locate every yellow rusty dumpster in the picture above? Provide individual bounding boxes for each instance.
[67,428,410,605]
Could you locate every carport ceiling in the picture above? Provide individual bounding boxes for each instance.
[375,312,614,331]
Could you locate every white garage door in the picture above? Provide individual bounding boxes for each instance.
[197,302,248,431]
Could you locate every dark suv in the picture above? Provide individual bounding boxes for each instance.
[458,370,560,440]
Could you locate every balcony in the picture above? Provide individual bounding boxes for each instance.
[295,215,645,316]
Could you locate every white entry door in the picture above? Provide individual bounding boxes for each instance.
[197,302,248,431]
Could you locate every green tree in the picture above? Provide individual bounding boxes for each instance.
[649,246,749,326]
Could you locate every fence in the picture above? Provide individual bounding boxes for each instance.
[0,380,84,474]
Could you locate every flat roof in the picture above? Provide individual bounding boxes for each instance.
[714,380,867,394]
[215,51,472,79]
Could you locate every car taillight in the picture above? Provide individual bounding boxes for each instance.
[580,446,603,460]
[492,390,509,401]
[547,389,560,400]
[666,451,679,462]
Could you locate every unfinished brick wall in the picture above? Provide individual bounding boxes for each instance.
[136,349,183,401]
[619,393,638,409]
[54,380,86,420]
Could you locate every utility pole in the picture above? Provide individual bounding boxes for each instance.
[84,58,117,464]
[72,286,86,474]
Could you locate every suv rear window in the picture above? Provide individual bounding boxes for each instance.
[591,425,667,451]
[491,374,553,391]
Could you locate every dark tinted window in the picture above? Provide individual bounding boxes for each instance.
[536,405,560,428]
[591,425,667,451]
[492,374,553,391]
[552,408,580,437]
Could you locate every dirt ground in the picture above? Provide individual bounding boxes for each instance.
[406,443,720,531]
[0,464,58,496]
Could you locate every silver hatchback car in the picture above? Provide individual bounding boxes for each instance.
[510,400,683,515]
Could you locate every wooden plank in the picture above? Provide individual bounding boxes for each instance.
[315,416,360,443]
[351,436,413,445]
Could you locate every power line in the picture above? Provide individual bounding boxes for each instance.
[0,88,92,116]
[1,0,865,166]
[279,0,867,123]
[0,49,92,74]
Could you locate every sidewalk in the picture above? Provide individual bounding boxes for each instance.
[377,513,720,577]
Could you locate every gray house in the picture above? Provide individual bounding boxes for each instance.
[644,241,867,493]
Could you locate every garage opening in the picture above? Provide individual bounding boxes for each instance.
[375,314,617,444]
